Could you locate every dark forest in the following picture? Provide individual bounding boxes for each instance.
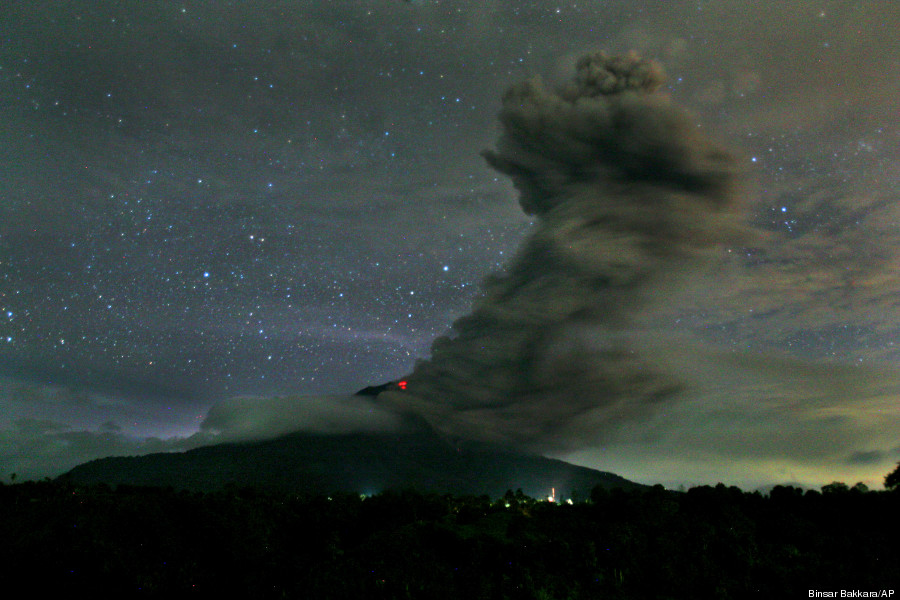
[3,468,898,599]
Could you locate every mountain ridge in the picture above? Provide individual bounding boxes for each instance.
[59,414,642,498]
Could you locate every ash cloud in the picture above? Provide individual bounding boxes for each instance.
[381,52,751,448]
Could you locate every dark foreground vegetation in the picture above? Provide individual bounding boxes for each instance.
[2,479,898,599]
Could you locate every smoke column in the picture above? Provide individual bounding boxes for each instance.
[382,52,749,449]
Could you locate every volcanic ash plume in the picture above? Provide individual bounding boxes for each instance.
[383,52,750,449]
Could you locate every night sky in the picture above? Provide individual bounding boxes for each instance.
[2,1,898,489]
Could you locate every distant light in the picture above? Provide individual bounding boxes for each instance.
[442,265,449,272]
[203,271,210,278]
[397,380,408,390]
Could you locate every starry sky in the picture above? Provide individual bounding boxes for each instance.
[1,1,898,489]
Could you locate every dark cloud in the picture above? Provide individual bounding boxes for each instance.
[847,450,886,466]
[482,52,738,214]
[381,52,752,448]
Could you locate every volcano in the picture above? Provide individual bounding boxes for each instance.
[60,410,640,498]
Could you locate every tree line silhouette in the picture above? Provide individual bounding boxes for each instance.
[2,463,898,598]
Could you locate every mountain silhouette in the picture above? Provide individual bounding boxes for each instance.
[59,412,641,498]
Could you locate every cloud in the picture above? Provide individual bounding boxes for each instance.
[0,377,206,480]
[0,381,402,481]
[600,2,900,135]
[378,52,753,448]
[198,394,402,442]
[0,417,194,482]
[661,170,900,365]
[847,451,887,466]
[557,332,900,489]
